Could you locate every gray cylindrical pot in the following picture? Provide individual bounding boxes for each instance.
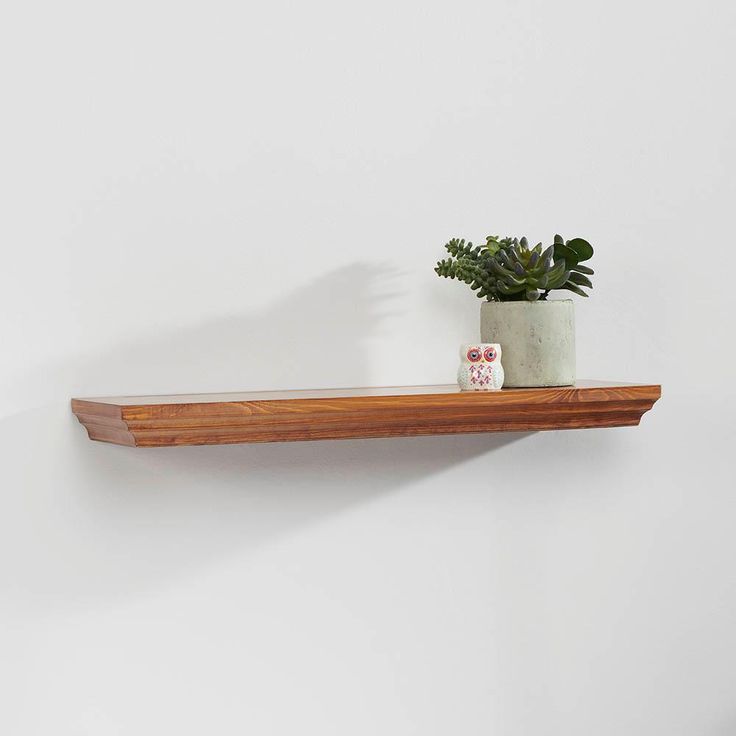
[480,300,575,387]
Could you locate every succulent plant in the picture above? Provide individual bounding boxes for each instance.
[435,233,594,302]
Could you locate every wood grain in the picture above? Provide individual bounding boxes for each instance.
[71,381,661,447]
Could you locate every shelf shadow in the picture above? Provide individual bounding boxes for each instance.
[0,263,532,615]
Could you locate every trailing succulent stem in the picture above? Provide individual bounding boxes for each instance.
[435,233,594,302]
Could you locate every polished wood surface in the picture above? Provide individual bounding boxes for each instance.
[71,381,661,447]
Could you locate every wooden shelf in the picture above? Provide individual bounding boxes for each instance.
[71,381,661,448]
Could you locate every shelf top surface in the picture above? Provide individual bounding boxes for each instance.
[74,380,660,406]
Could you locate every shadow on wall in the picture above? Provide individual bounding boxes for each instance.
[74,262,400,397]
[0,263,528,615]
[4,262,400,410]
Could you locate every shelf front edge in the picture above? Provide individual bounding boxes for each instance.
[71,383,661,447]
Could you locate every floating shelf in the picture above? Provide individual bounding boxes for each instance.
[71,381,661,448]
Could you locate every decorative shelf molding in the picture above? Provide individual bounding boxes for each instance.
[71,381,661,448]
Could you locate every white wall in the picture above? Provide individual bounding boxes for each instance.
[2,0,734,733]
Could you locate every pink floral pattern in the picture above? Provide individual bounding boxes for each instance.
[468,363,495,387]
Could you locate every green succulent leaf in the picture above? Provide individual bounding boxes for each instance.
[568,272,593,288]
[572,263,594,275]
[546,259,567,280]
[496,273,526,286]
[526,288,540,301]
[547,270,571,289]
[565,238,594,262]
[553,244,580,264]
[502,273,527,287]
[553,234,565,245]
[498,250,513,269]
[497,281,525,295]
[562,282,589,297]
[484,236,502,255]
[489,260,515,279]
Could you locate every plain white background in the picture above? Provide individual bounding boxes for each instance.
[1,0,734,733]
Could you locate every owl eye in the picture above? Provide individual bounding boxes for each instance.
[484,347,497,362]
[466,348,481,362]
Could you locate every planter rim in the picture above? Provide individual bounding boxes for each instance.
[481,299,573,306]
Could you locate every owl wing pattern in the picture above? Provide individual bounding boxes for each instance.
[458,360,504,391]
[471,364,497,389]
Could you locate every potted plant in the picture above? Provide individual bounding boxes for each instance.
[435,234,594,387]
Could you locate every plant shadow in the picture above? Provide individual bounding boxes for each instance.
[0,263,531,616]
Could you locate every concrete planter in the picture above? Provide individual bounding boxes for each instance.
[480,300,575,387]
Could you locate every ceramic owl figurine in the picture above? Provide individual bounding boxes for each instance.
[458,343,504,391]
